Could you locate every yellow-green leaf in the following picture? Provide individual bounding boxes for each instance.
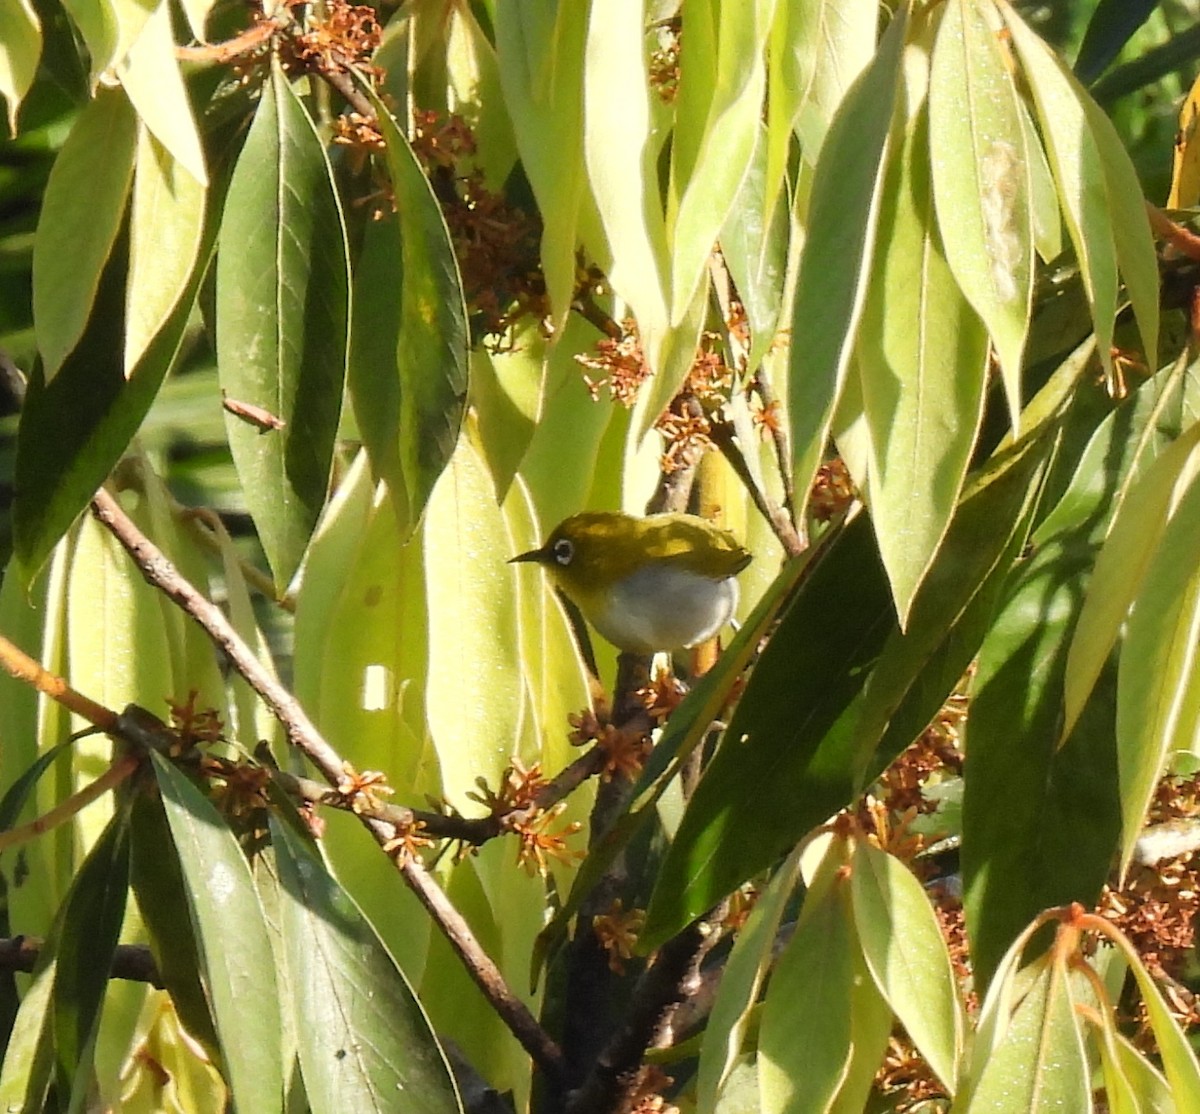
[929,0,1032,431]
[425,436,523,810]
[787,5,907,518]
[117,0,206,184]
[33,87,137,380]
[1115,470,1200,874]
[859,100,989,625]
[851,841,965,1094]
[1002,3,1119,383]
[124,127,205,374]
[0,0,39,134]
[1063,419,1200,742]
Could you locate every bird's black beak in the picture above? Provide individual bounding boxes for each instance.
[508,545,548,565]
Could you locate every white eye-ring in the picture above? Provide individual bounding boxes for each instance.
[552,538,574,565]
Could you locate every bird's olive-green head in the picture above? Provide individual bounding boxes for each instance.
[510,511,752,652]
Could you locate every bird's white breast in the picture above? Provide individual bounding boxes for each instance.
[589,564,740,653]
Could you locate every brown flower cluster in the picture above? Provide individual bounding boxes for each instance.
[576,322,651,407]
[874,1034,948,1109]
[467,757,549,815]
[167,690,225,755]
[408,110,546,342]
[593,899,646,975]
[512,803,583,877]
[289,0,381,75]
[647,20,682,104]
[1098,772,1200,1033]
[335,762,394,814]
[808,458,856,522]
[205,759,271,821]
[874,691,968,817]
[382,820,436,864]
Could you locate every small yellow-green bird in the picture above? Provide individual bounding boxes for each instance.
[510,511,752,653]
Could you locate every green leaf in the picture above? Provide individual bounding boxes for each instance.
[1002,4,1120,383]
[0,0,40,134]
[720,122,788,372]
[494,3,588,326]
[0,960,56,1112]
[851,841,964,1094]
[767,0,877,192]
[1063,417,1200,741]
[151,752,283,1113]
[1073,0,1158,85]
[1115,471,1200,874]
[116,0,207,184]
[695,848,804,1110]
[1081,94,1159,368]
[32,86,137,380]
[758,840,857,1114]
[668,0,771,322]
[348,83,469,541]
[269,815,462,1114]
[128,790,220,1061]
[124,126,205,374]
[643,514,894,941]
[61,0,155,80]
[963,955,1091,1112]
[787,4,907,515]
[961,366,1191,986]
[855,402,1055,787]
[582,0,668,336]
[929,0,1032,430]
[859,99,990,624]
[216,60,349,590]
[426,437,522,810]
[52,808,131,1112]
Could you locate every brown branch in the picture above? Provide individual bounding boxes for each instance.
[393,844,565,1084]
[566,908,725,1114]
[0,632,119,733]
[89,487,565,1084]
[750,371,796,518]
[0,936,163,987]
[264,743,608,846]
[709,420,805,558]
[0,754,139,854]
[1146,201,1200,262]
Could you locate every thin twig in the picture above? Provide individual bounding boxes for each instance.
[263,744,608,846]
[750,371,796,518]
[1146,201,1200,262]
[0,936,163,987]
[0,632,119,733]
[89,487,565,1084]
[0,755,140,854]
[709,421,805,558]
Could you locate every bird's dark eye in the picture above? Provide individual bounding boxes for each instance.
[552,538,574,565]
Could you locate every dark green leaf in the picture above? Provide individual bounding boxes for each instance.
[151,752,283,1112]
[1074,0,1159,85]
[962,369,1192,986]
[128,790,220,1061]
[643,514,895,945]
[0,741,74,834]
[216,60,349,589]
[349,82,469,541]
[14,219,214,580]
[269,815,462,1114]
[0,961,55,1113]
[53,807,131,1112]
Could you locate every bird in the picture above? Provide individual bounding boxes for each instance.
[509,511,752,653]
